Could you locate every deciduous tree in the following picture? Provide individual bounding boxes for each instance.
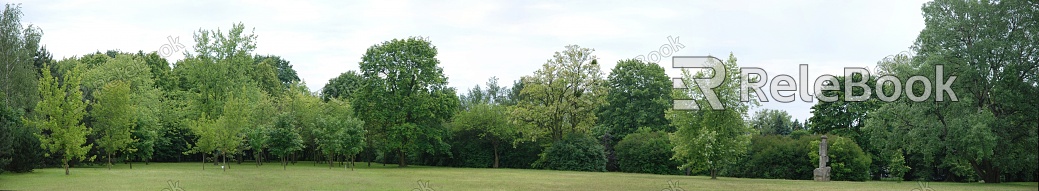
[26,62,93,175]
[668,54,755,179]
[91,80,135,169]
[352,37,458,167]
[512,45,606,142]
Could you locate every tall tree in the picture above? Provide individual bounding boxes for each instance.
[253,55,300,86]
[668,54,756,179]
[91,80,135,169]
[808,75,881,142]
[866,0,1038,183]
[0,4,42,113]
[512,45,606,142]
[313,99,366,170]
[750,109,794,135]
[178,23,270,170]
[598,59,673,139]
[25,62,93,175]
[136,51,177,91]
[268,112,304,170]
[452,102,517,168]
[352,37,458,167]
[321,70,363,101]
[80,53,164,167]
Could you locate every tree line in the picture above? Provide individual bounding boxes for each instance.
[1,0,1037,183]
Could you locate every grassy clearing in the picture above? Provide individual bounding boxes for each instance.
[0,162,1035,191]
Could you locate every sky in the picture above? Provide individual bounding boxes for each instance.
[15,0,930,121]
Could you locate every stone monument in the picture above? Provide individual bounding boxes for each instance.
[813,135,831,181]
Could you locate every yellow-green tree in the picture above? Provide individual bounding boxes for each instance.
[25,62,93,175]
[668,54,756,179]
[511,45,606,142]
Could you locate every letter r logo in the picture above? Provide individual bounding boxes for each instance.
[672,56,726,110]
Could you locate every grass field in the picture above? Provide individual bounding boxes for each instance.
[0,162,1035,191]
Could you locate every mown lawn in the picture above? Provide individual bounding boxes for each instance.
[0,162,1035,191]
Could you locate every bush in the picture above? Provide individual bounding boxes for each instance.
[811,135,871,181]
[615,128,680,175]
[533,133,606,172]
[1,101,41,173]
[728,134,814,179]
[0,102,13,174]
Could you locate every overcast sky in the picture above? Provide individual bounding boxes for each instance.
[16,0,930,120]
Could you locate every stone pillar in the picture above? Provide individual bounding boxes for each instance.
[814,135,831,181]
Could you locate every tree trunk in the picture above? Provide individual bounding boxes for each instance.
[711,168,717,179]
[366,145,373,167]
[63,159,69,175]
[108,153,112,170]
[397,149,407,167]
[350,155,356,171]
[202,153,206,170]
[222,151,227,172]
[329,154,334,169]
[493,142,500,168]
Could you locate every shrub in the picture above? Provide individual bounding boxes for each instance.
[615,128,680,175]
[1,101,42,173]
[533,133,606,172]
[811,135,871,181]
[728,134,814,179]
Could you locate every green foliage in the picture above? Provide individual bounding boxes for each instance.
[0,4,42,113]
[512,45,606,142]
[888,149,910,182]
[533,133,606,172]
[136,51,176,91]
[450,79,520,168]
[25,62,93,175]
[729,134,815,180]
[320,70,362,101]
[91,80,135,168]
[249,58,283,97]
[313,99,366,168]
[863,0,1039,183]
[244,94,274,166]
[614,128,679,175]
[3,113,41,173]
[807,74,885,179]
[352,37,458,167]
[810,135,871,181]
[268,113,304,168]
[253,55,300,87]
[451,101,518,168]
[750,109,794,135]
[789,129,810,139]
[668,54,755,179]
[598,59,673,139]
[0,97,15,174]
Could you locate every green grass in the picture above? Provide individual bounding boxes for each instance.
[0,162,1035,191]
